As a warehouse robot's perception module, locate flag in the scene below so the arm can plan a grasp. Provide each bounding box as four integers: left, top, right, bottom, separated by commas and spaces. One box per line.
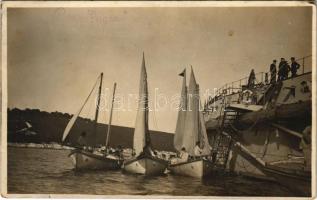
179, 69, 186, 77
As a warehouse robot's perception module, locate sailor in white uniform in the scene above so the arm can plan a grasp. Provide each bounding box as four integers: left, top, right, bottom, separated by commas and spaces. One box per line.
194, 142, 203, 157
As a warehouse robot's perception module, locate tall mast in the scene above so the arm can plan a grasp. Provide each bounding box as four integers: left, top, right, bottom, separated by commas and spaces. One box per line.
105, 82, 117, 150
93, 72, 103, 146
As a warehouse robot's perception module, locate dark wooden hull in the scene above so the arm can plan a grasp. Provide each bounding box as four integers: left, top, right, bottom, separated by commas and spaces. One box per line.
263, 164, 311, 196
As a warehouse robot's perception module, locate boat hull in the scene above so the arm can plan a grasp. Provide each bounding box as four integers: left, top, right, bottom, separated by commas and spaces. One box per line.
123, 156, 167, 176
169, 158, 213, 178
69, 150, 122, 170
263, 165, 311, 196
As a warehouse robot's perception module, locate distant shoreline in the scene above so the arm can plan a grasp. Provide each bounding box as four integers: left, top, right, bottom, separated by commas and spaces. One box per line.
8, 142, 74, 150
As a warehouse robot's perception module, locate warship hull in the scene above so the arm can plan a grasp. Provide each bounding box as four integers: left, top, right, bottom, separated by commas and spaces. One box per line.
204, 72, 312, 194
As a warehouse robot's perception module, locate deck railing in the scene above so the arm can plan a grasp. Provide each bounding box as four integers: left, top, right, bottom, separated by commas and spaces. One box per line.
207, 55, 312, 105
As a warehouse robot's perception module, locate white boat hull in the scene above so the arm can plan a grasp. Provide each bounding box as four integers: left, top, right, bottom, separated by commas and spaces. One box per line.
69, 150, 122, 170
124, 156, 167, 176
169, 159, 213, 178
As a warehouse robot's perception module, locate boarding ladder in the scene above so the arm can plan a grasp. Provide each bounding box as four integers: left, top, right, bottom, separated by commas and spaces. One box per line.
212, 100, 240, 170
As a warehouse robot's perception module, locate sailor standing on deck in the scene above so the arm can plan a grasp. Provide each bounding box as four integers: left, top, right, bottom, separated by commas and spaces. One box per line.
278, 58, 285, 81
270, 60, 277, 84
290, 57, 301, 77
278, 58, 290, 80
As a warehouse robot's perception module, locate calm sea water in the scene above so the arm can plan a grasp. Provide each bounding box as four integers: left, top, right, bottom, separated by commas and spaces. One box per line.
8, 147, 294, 196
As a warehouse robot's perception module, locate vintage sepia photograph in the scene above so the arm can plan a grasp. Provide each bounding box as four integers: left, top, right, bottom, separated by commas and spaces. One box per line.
1, 1, 315, 198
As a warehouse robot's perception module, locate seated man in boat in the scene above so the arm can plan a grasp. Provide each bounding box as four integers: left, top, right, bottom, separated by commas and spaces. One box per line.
113, 145, 124, 159
170, 147, 189, 164
179, 147, 189, 163
194, 141, 203, 158
76, 131, 87, 149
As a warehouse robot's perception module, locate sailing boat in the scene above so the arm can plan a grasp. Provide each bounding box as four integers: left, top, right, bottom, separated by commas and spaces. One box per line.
169, 67, 213, 178
123, 53, 167, 175
62, 73, 123, 170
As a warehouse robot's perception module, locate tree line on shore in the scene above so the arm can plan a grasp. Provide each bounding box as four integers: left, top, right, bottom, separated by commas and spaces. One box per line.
7, 108, 175, 151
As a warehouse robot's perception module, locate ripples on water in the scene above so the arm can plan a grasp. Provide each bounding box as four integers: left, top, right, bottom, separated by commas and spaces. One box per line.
8, 147, 294, 196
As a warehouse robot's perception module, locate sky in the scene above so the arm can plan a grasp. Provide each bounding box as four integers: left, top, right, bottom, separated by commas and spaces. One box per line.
7, 6, 312, 133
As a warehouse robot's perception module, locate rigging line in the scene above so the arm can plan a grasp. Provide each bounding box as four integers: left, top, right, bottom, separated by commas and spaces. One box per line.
84, 85, 96, 120
147, 82, 158, 131
83, 76, 100, 119
61, 74, 101, 142
74, 74, 101, 120
100, 86, 107, 124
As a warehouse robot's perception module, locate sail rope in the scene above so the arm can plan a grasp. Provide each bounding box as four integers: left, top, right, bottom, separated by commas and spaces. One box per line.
82, 75, 101, 117
147, 82, 159, 131
152, 103, 159, 131
83, 85, 97, 120
61, 74, 101, 142
74, 75, 101, 122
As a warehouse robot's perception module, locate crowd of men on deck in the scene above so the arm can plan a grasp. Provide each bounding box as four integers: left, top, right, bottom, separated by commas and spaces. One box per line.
246, 57, 301, 90
269, 57, 301, 84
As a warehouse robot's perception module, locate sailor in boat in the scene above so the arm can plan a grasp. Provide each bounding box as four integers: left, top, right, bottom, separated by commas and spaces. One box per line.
179, 147, 189, 162
77, 131, 87, 147
75, 131, 94, 152
193, 141, 203, 158
113, 145, 124, 159
170, 147, 189, 164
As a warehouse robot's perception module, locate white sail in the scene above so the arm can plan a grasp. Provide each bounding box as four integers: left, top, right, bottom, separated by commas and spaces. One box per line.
175, 67, 211, 156
174, 69, 187, 151
62, 76, 100, 142
62, 108, 82, 142
181, 68, 199, 155
133, 53, 150, 156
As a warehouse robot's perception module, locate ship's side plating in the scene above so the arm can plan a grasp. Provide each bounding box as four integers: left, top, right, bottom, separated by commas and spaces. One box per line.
204, 72, 312, 180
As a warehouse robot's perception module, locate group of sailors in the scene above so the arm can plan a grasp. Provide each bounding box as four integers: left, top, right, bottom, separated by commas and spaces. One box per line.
77, 131, 177, 160
246, 56, 301, 89
76, 131, 124, 158
170, 142, 207, 164
269, 57, 301, 84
